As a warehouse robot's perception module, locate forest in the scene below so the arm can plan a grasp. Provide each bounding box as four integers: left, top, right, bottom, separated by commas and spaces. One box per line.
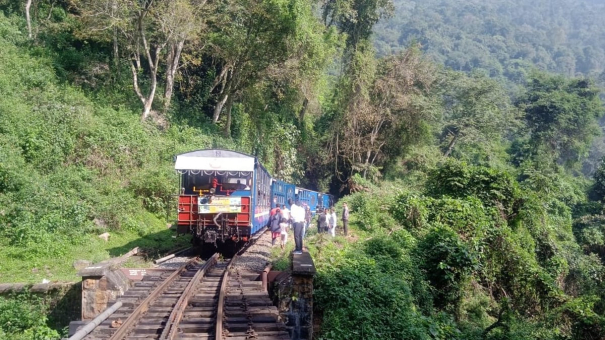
2, 0, 605, 338
375, 0, 605, 84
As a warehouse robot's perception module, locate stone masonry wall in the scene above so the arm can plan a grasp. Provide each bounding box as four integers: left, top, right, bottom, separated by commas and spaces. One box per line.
272, 252, 316, 340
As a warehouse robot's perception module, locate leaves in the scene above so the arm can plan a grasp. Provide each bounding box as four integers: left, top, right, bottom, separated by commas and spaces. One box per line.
517, 73, 604, 168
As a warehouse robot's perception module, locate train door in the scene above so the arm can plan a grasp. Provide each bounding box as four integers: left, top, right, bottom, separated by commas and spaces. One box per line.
271, 180, 288, 209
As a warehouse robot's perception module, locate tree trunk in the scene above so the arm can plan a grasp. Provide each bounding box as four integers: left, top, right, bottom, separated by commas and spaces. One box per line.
113, 26, 119, 70
142, 97, 153, 120
298, 97, 309, 123
274, 144, 283, 178
362, 149, 372, 179
111, 0, 119, 71
164, 40, 184, 114
25, 0, 33, 39
130, 58, 158, 121
213, 92, 229, 123
444, 133, 458, 157
135, 9, 162, 121
140, 68, 158, 121
223, 96, 234, 137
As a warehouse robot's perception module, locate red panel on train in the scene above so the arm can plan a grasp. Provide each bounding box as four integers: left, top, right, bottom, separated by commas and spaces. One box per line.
177, 195, 198, 225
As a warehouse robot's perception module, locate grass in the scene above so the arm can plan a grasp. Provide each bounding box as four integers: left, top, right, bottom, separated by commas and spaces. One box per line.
0, 225, 190, 284
269, 217, 367, 271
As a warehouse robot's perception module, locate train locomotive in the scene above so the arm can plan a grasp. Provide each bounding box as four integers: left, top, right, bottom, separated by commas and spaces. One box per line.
175, 149, 333, 251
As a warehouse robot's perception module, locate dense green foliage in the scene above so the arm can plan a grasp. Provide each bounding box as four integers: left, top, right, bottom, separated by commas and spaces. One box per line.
0, 292, 61, 340
306, 159, 605, 339
0, 14, 193, 258
3, 0, 605, 338
375, 0, 605, 84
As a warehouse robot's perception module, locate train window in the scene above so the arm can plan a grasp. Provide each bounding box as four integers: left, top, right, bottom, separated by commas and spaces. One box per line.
311, 195, 316, 205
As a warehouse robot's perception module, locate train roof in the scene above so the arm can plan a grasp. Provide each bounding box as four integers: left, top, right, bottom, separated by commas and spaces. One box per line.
175, 149, 255, 172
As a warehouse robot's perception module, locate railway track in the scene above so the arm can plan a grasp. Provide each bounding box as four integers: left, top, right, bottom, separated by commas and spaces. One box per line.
221, 266, 289, 340
74, 249, 287, 340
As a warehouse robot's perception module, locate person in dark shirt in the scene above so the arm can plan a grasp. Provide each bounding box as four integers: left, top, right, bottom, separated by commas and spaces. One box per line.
317, 208, 327, 234
270, 204, 280, 217
342, 202, 349, 236
270, 208, 282, 246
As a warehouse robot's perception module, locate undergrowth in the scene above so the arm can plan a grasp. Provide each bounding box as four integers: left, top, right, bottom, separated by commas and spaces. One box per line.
272, 160, 605, 339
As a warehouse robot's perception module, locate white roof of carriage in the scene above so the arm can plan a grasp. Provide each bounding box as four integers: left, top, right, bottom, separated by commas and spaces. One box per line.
174, 149, 255, 172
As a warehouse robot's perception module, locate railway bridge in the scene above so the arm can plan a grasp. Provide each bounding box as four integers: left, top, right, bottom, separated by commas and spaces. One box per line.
67, 245, 316, 340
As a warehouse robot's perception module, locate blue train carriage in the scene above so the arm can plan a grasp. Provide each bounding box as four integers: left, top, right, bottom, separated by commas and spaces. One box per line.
271, 179, 296, 210
175, 149, 271, 246
295, 187, 320, 216
318, 192, 334, 211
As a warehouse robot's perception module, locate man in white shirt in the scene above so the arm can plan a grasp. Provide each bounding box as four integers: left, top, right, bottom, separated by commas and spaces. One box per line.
289, 198, 306, 254
328, 208, 337, 237
281, 204, 290, 223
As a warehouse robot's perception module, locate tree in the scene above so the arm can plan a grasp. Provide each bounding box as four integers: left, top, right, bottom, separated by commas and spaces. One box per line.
517, 73, 604, 167
590, 157, 605, 201
78, 0, 203, 119
161, 0, 204, 114
322, 0, 393, 52
208, 0, 303, 135
327, 41, 377, 182
364, 47, 439, 175
439, 71, 513, 159
328, 44, 439, 182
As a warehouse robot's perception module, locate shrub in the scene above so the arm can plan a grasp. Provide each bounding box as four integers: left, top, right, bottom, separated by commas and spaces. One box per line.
390, 193, 431, 231
573, 215, 605, 260
417, 225, 479, 310
315, 255, 431, 340
128, 167, 178, 215
426, 160, 521, 219
0, 292, 60, 339
348, 191, 399, 231
0, 137, 30, 194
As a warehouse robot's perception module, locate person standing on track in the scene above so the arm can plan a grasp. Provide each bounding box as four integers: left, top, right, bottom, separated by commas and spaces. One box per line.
270, 203, 280, 218
290, 198, 306, 254
270, 208, 282, 246
342, 202, 349, 236
279, 215, 289, 250
280, 204, 290, 228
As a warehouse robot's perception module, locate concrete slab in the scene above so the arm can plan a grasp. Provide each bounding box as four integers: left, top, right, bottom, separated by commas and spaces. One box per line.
291, 252, 316, 276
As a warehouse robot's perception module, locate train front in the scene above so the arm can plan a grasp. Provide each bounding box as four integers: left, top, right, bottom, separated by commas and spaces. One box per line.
175, 150, 254, 248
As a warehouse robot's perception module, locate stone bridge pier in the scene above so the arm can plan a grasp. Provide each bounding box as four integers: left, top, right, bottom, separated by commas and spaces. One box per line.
274, 252, 316, 340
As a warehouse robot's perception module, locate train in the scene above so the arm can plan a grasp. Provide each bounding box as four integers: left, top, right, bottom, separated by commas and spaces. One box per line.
174, 149, 334, 251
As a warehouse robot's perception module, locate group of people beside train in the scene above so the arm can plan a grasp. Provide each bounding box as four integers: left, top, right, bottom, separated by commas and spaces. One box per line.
268, 198, 350, 254
316, 203, 348, 237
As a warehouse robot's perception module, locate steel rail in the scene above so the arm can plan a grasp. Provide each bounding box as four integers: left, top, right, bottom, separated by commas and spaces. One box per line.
108, 258, 200, 340
154, 247, 193, 264
215, 255, 237, 340
66, 301, 123, 340
160, 253, 220, 340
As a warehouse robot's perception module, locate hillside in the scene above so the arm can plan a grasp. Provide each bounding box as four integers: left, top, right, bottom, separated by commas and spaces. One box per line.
3, 0, 605, 338
375, 0, 605, 83
0, 14, 232, 283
